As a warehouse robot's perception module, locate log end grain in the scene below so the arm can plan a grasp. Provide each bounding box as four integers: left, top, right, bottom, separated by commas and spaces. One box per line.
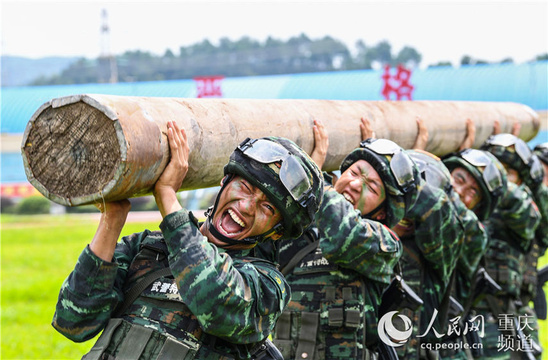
21, 101, 122, 206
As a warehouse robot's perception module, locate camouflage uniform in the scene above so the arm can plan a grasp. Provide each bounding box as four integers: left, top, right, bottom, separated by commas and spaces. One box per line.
270, 189, 402, 359
472, 182, 541, 359
410, 150, 489, 303
394, 150, 471, 360
451, 191, 489, 311
53, 137, 325, 360
472, 135, 542, 359
532, 144, 548, 258
442, 150, 508, 301
53, 210, 290, 359
412, 150, 491, 359
267, 139, 422, 359
529, 181, 548, 257
442, 149, 511, 360
518, 147, 548, 358
517, 186, 547, 358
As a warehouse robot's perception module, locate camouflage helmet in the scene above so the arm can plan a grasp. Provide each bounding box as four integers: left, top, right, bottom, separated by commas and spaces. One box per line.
215, 136, 323, 244
407, 149, 453, 195
481, 133, 544, 189
339, 138, 421, 227
534, 142, 548, 165
442, 149, 507, 221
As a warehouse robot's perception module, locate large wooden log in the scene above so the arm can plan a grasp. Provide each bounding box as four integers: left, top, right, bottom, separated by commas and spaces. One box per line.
21, 94, 540, 206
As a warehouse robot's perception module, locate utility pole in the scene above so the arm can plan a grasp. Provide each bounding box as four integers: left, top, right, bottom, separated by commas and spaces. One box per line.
99, 8, 118, 83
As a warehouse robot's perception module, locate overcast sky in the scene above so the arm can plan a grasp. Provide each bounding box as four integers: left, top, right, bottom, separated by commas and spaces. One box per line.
1, 0, 547, 68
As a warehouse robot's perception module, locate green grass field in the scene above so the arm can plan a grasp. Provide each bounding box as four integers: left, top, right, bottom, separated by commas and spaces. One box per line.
1, 214, 161, 359
1, 214, 547, 359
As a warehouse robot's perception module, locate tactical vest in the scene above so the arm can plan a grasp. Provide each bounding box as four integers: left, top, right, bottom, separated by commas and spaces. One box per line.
482, 237, 525, 300
521, 240, 540, 302
395, 237, 442, 360
83, 232, 281, 360
482, 190, 537, 301
272, 234, 375, 360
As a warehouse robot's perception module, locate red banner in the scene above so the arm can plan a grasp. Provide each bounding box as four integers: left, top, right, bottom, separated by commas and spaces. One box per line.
1, 183, 40, 198
381, 64, 414, 100
194, 76, 225, 98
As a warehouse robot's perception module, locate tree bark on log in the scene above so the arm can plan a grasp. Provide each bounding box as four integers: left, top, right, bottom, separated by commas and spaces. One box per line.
21, 94, 540, 206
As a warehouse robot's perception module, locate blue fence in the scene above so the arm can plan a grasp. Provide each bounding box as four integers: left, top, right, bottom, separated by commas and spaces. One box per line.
2, 61, 547, 184
2, 61, 546, 134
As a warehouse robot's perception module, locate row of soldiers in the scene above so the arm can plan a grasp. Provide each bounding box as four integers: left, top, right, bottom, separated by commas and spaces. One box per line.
52, 118, 546, 360
262, 118, 548, 360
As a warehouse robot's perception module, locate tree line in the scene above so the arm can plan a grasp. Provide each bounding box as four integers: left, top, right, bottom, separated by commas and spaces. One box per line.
31, 33, 548, 86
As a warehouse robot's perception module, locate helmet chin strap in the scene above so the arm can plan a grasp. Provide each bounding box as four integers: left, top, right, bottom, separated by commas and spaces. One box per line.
204, 176, 283, 247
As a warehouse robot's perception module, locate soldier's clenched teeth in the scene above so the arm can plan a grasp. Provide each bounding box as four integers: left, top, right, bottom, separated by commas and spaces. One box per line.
218, 209, 246, 237
228, 209, 246, 227
342, 192, 355, 205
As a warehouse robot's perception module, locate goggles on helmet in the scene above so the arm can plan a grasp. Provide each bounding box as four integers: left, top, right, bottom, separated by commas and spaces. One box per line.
360, 139, 415, 192
460, 149, 503, 193
237, 138, 313, 206
486, 134, 543, 182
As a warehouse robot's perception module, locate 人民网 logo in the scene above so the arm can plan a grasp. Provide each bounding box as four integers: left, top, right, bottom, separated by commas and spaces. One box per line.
377, 311, 413, 347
